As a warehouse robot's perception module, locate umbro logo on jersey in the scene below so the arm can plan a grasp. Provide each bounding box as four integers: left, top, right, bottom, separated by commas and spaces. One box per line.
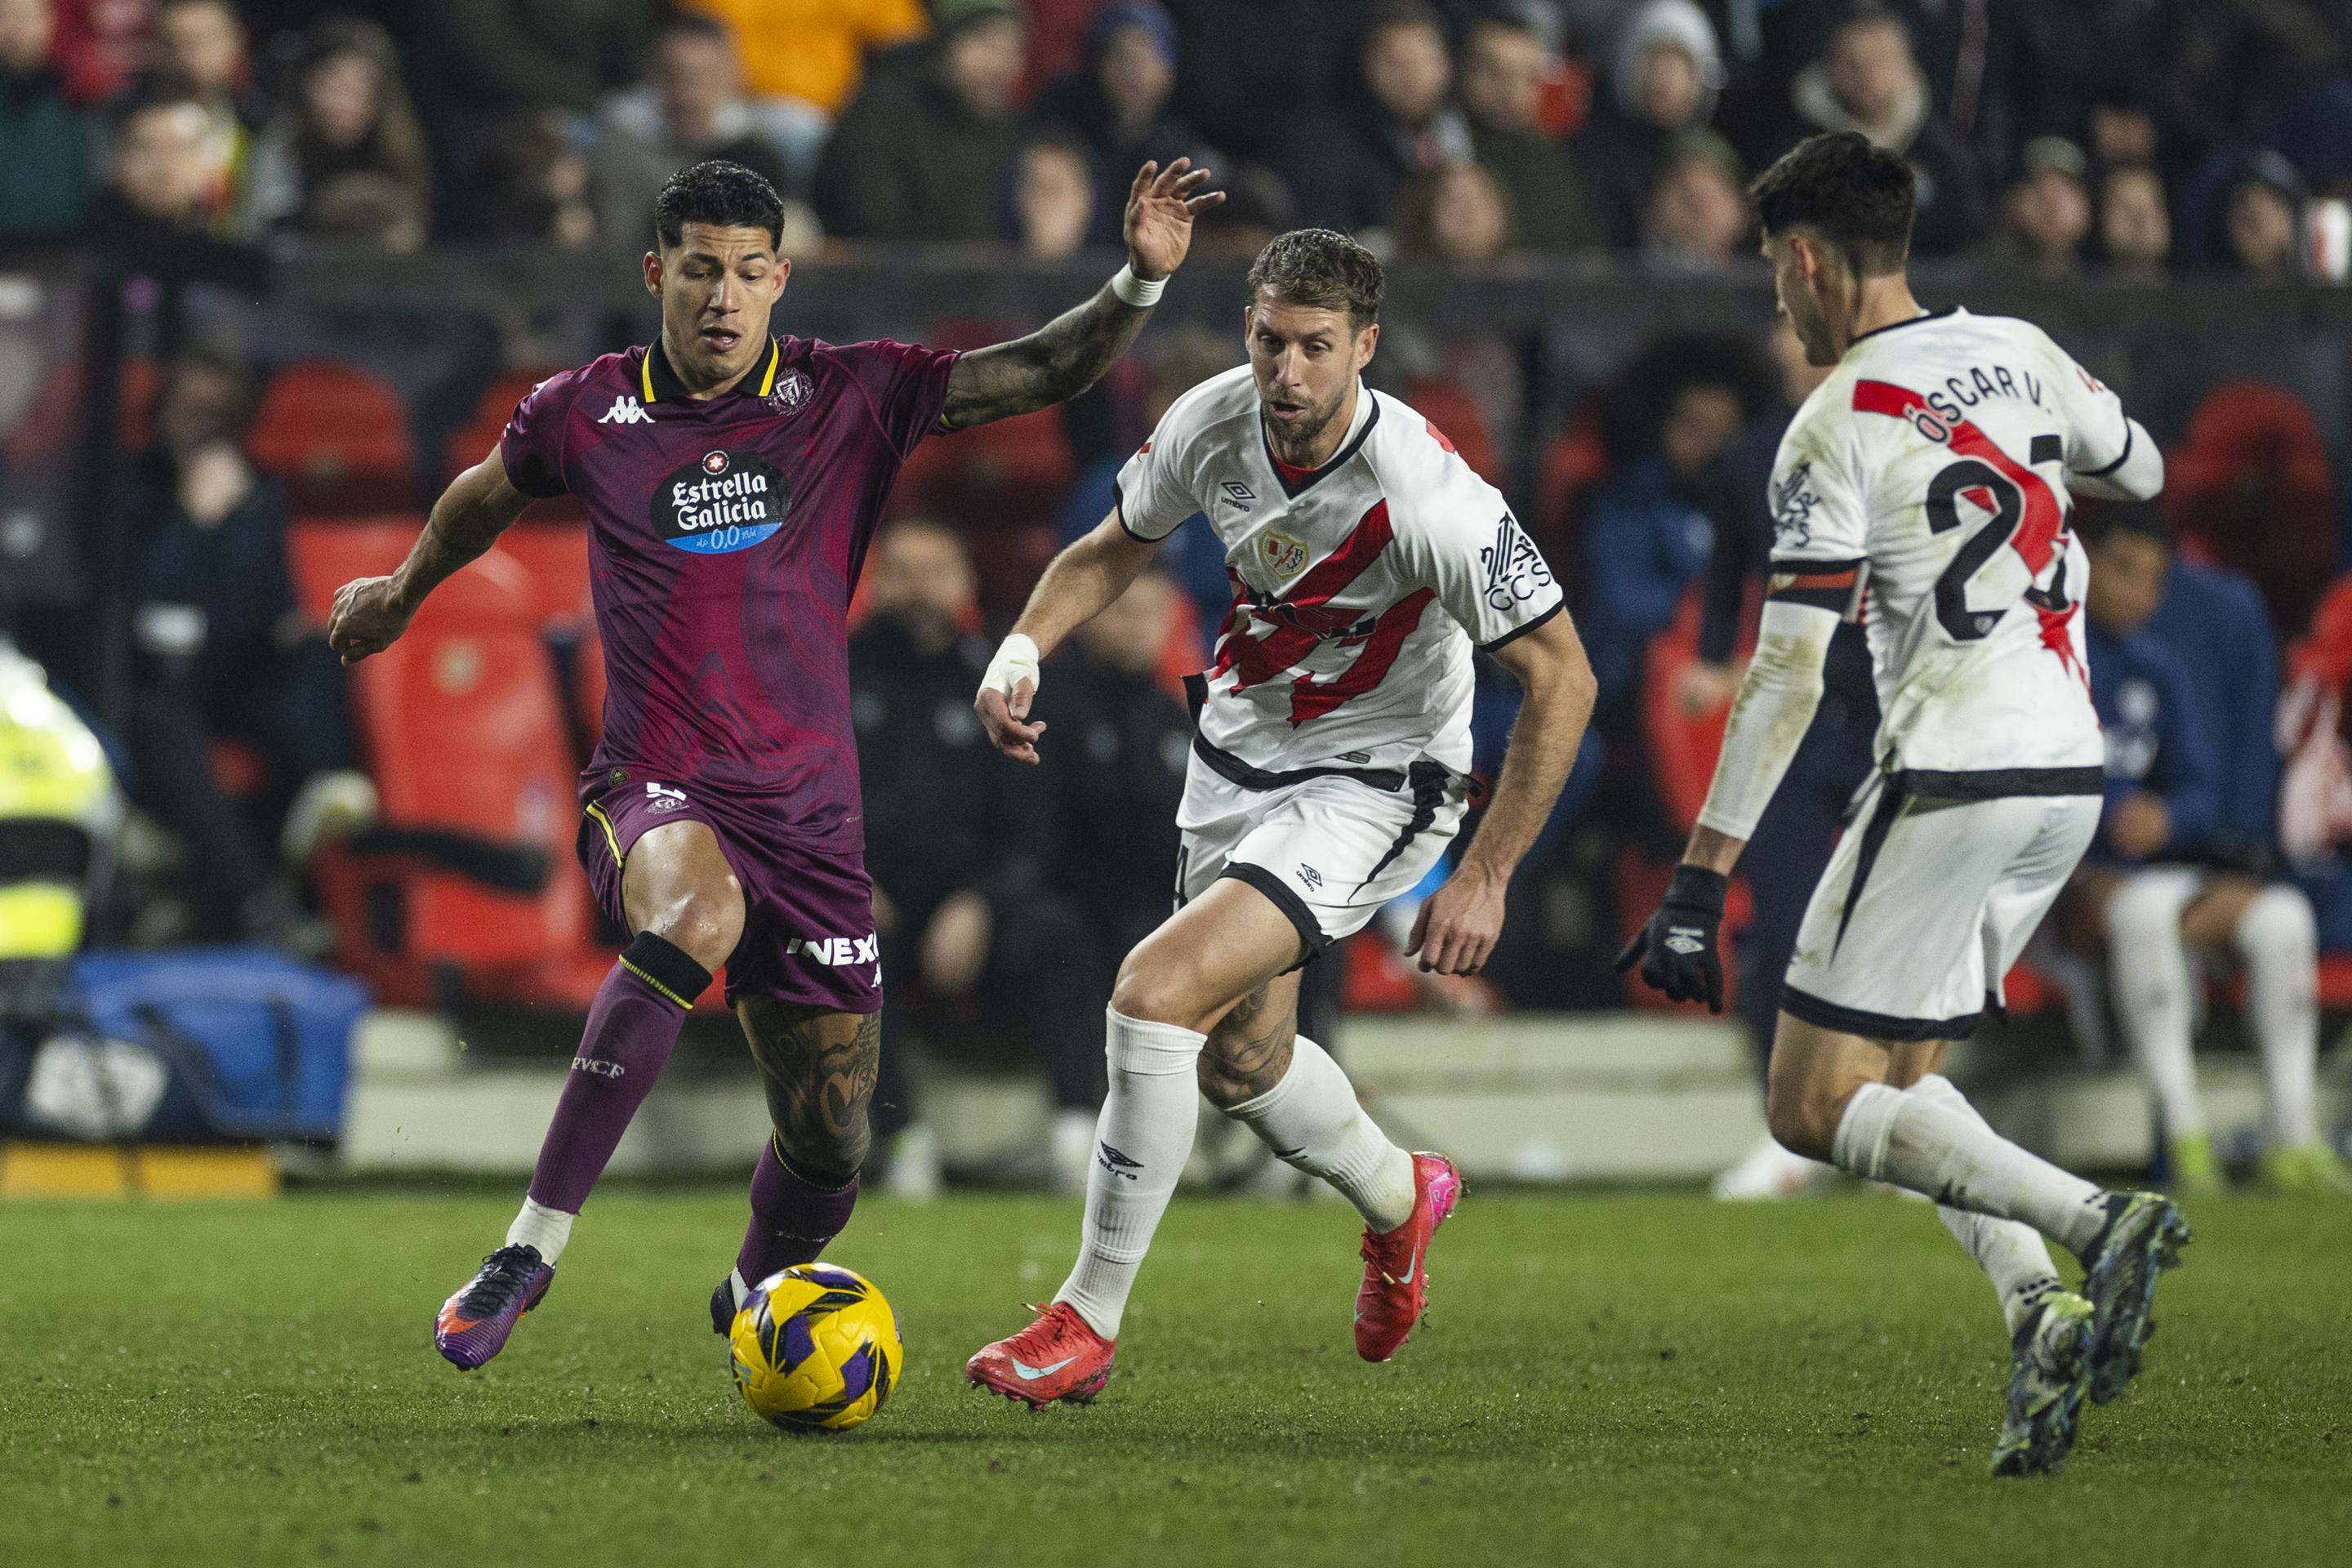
1479, 510, 1553, 611
1221, 479, 1255, 505
1298, 863, 1323, 891
597, 395, 653, 425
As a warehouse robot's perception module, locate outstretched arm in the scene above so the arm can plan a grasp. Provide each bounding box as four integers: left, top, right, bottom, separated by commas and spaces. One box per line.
973, 512, 1165, 763
1407, 612, 1598, 975
940, 159, 1222, 430
326, 447, 534, 663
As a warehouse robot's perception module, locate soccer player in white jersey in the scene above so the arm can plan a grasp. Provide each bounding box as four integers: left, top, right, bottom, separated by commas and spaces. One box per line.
1619, 133, 2189, 1477
960, 229, 1597, 1406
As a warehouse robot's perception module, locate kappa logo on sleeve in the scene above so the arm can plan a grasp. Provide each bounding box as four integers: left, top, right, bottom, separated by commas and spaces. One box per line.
1479, 510, 1552, 611
596, 394, 654, 425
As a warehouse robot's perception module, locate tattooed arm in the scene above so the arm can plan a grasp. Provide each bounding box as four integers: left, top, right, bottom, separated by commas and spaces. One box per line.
940, 158, 1223, 430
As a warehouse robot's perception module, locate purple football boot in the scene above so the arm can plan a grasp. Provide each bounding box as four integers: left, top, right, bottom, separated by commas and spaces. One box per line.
434, 1245, 554, 1370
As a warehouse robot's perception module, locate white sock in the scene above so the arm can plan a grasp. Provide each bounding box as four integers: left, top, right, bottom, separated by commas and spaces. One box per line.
1911, 1076, 2062, 1334
1224, 1035, 1417, 1232
2106, 875, 2206, 1136
2236, 885, 2323, 1147
1054, 1009, 1205, 1340
726, 1266, 752, 1312
506, 1196, 575, 1263
1833, 1080, 2109, 1258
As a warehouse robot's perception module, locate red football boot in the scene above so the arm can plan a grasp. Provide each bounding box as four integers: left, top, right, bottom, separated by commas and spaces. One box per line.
965, 1302, 1116, 1409
1353, 1152, 1463, 1362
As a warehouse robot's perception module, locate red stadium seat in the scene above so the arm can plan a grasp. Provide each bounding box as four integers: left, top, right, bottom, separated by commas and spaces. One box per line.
1405, 377, 1501, 485
443, 368, 586, 521
249, 360, 416, 514
2164, 382, 2337, 635
1642, 590, 1750, 836
289, 526, 583, 1003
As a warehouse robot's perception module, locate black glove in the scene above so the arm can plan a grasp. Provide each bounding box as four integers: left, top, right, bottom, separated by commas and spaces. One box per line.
1615, 865, 1729, 1012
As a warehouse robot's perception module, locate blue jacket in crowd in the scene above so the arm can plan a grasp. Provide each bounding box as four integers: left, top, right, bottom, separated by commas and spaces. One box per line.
2087, 619, 2221, 862
1579, 452, 1713, 727
2144, 555, 2281, 854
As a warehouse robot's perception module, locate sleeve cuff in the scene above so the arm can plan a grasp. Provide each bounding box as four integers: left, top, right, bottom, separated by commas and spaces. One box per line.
1479, 599, 1565, 653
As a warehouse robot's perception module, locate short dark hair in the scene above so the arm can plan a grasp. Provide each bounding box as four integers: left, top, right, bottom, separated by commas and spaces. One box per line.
2076, 499, 2172, 550
1750, 131, 1917, 275
1245, 228, 1384, 329
653, 159, 785, 251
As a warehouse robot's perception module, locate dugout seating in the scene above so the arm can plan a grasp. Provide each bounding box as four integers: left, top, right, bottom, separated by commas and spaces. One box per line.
250, 361, 417, 515
2164, 381, 2336, 636
286, 518, 721, 1011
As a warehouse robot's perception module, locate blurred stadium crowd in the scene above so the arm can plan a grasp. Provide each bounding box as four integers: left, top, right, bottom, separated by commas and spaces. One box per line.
11, 0, 2352, 274
7, 0, 2352, 1172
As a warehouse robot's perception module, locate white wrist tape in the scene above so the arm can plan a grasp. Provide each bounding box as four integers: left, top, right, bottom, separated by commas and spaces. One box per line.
980, 632, 1041, 701
1111, 264, 1165, 308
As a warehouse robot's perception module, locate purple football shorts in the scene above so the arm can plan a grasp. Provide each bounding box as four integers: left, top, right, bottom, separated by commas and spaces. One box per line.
577, 768, 883, 1014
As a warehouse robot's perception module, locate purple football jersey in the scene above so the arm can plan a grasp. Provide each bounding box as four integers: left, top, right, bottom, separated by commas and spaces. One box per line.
501, 334, 957, 849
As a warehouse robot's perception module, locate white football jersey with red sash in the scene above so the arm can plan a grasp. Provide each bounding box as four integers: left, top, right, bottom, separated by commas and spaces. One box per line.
1765, 306, 2132, 786
1114, 366, 1563, 780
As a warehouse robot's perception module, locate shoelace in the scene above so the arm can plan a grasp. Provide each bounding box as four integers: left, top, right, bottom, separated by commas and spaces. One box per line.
459, 1248, 541, 1316
1009, 1302, 1080, 1355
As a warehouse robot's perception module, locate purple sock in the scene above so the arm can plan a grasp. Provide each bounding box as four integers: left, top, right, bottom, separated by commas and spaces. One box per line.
527, 933, 710, 1214
735, 1138, 860, 1285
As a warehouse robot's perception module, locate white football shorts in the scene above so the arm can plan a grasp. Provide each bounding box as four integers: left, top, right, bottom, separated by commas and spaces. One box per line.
1780, 773, 2100, 1040
1175, 745, 1470, 964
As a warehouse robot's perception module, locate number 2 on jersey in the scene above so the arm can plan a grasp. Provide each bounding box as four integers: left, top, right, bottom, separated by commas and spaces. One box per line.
1924, 434, 2066, 641
1851, 379, 2067, 644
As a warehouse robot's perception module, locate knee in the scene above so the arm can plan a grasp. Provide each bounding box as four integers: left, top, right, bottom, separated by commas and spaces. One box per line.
2238, 884, 2317, 962
641, 884, 744, 973
1109, 948, 1210, 1033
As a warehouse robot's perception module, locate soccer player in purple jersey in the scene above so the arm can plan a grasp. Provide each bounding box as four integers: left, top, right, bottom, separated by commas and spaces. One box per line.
325, 157, 1222, 1370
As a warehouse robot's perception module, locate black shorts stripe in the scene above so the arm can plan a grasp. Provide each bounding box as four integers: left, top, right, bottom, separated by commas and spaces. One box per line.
1218, 862, 1327, 969
1354, 760, 1450, 894
1769, 581, 1858, 612
1780, 985, 1981, 1043
1890, 766, 2105, 800
1190, 733, 1407, 795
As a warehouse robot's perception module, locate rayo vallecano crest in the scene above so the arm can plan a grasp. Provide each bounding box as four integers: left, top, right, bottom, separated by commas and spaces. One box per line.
1260, 531, 1308, 577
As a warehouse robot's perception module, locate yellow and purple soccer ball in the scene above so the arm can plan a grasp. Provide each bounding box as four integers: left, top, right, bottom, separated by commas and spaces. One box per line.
728, 1263, 902, 1432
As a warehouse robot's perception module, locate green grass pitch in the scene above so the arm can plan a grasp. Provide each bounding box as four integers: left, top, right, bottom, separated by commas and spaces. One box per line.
4, 1186, 2347, 1566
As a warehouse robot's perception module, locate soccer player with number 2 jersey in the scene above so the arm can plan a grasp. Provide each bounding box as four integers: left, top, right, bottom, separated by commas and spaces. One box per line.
1619, 132, 2188, 1476
964, 229, 1598, 1406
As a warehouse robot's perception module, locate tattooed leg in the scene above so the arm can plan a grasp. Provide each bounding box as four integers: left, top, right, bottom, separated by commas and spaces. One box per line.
1196, 975, 1301, 1109
738, 1001, 880, 1180
731, 1004, 879, 1285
